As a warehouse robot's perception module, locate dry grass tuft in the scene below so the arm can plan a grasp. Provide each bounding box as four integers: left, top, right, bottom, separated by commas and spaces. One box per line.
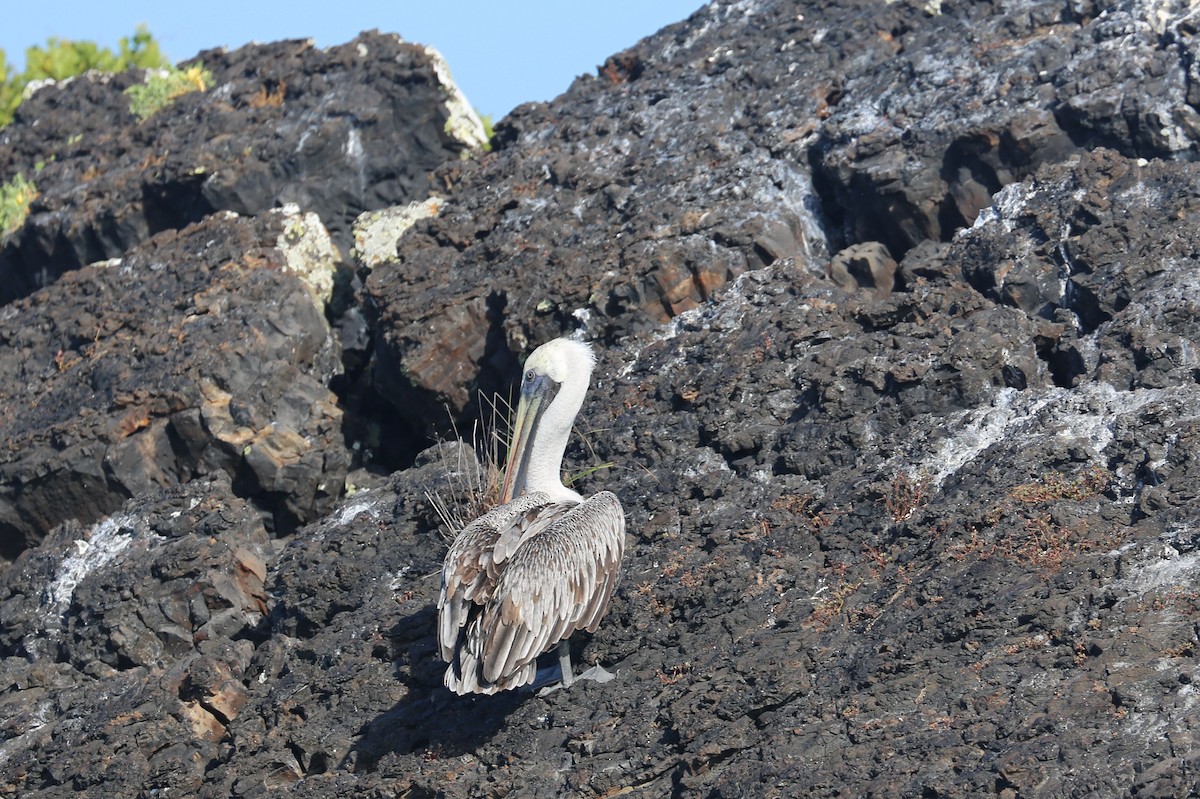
426, 394, 512, 542
425, 392, 617, 543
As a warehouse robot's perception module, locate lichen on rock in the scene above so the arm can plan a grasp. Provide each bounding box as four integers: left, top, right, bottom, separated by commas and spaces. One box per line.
352, 197, 443, 269
272, 204, 339, 306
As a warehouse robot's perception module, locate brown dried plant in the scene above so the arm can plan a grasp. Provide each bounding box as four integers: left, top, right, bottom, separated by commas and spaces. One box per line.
426, 391, 615, 544
426, 392, 512, 543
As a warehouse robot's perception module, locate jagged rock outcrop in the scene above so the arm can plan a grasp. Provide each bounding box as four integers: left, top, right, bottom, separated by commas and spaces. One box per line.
0, 31, 483, 304
0, 207, 347, 558
960, 149, 1200, 392
0, 476, 271, 794
361, 0, 1200, 439
2, 1, 1200, 797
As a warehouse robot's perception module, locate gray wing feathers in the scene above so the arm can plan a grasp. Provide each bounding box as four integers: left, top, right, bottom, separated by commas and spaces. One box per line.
491, 499, 579, 562
438, 490, 625, 693
436, 495, 544, 663
479, 491, 626, 685
437, 521, 495, 663
436, 499, 535, 657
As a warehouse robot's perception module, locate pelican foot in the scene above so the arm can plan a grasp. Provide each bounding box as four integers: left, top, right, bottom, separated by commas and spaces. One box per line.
533, 664, 617, 696
576, 664, 617, 684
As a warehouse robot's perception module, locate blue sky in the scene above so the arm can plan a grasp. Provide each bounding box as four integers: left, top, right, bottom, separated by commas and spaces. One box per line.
0, 1, 706, 120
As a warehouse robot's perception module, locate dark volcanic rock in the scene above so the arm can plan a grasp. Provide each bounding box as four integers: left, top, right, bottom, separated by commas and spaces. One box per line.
362, 1, 843, 430
828, 240, 897, 297
0, 208, 347, 559
3, 1, 1200, 798
959, 148, 1200, 391
0, 477, 269, 795
0, 31, 482, 304
810, 0, 1199, 256
361, 0, 1200, 434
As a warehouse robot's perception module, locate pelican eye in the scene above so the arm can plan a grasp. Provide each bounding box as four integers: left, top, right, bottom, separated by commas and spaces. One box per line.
525, 369, 535, 382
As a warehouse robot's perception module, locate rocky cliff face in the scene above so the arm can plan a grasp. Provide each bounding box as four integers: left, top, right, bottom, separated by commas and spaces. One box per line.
2, 2, 1199, 797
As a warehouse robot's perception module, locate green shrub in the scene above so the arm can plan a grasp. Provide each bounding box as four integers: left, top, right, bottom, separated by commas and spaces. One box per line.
0, 26, 169, 128
125, 63, 213, 121
0, 173, 37, 236
1, 50, 24, 128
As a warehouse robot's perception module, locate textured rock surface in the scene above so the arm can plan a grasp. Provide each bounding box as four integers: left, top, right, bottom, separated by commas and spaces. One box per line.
2, 0, 1200, 797
361, 0, 1200, 434
0, 208, 347, 558
960, 149, 1200, 392
0, 476, 270, 794
0, 31, 482, 304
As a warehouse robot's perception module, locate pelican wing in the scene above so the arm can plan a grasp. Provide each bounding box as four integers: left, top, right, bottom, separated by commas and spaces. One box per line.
436, 492, 572, 663
477, 490, 626, 685
437, 515, 500, 664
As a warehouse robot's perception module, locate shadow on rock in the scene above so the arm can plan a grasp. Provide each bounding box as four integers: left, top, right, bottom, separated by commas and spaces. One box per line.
348, 604, 525, 771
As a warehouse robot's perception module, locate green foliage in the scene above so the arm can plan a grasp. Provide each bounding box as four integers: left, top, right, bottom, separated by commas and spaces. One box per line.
0, 26, 169, 128
0, 49, 22, 128
0, 173, 37, 236
24, 25, 165, 80
124, 63, 213, 121
480, 114, 495, 151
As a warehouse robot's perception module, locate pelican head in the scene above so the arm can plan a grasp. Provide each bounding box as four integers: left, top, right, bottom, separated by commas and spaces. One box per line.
500, 338, 596, 504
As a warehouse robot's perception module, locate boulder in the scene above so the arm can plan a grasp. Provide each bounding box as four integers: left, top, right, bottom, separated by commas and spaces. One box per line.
0, 31, 484, 304
0, 476, 269, 795
0, 208, 348, 558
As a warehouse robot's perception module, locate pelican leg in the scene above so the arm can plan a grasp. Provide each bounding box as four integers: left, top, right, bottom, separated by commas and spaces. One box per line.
526, 642, 571, 694
532, 642, 618, 695
558, 640, 575, 688
531, 641, 576, 696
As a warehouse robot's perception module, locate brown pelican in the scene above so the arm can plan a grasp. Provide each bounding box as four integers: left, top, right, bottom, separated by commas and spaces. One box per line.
437, 338, 626, 695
